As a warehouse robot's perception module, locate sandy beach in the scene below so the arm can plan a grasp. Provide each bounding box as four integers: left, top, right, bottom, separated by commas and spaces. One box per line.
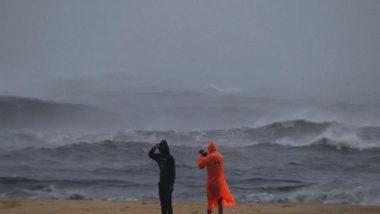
1, 200, 379, 214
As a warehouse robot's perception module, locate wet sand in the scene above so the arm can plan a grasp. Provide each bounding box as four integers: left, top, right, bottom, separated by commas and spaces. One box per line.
1, 200, 380, 214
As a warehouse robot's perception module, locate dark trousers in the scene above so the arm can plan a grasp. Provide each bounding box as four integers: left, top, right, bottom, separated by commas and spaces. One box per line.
159, 183, 173, 214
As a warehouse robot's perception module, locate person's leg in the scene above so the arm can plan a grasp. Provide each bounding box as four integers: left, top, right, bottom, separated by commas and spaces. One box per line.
159, 184, 166, 214
207, 209, 212, 214
167, 186, 173, 214
218, 198, 223, 214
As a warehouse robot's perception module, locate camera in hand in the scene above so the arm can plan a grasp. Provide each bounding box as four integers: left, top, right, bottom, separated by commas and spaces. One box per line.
199, 149, 208, 157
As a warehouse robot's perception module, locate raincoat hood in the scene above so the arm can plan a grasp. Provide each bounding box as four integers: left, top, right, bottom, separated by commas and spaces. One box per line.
207, 141, 217, 154
159, 140, 170, 156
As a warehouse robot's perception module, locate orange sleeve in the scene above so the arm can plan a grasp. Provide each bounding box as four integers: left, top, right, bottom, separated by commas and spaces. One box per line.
198, 154, 208, 169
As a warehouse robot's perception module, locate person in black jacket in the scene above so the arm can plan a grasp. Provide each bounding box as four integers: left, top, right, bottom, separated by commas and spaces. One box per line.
148, 140, 176, 214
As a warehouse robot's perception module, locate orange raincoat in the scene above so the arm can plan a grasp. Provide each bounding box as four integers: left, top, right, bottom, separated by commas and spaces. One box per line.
198, 141, 235, 210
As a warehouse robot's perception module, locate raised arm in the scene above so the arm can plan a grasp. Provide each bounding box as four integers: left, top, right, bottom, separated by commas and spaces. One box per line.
148, 146, 159, 162
198, 154, 208, 169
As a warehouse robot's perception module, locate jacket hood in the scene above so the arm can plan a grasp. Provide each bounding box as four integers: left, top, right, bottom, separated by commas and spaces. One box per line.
159, 140, 170, 156
208, 140, 217, 153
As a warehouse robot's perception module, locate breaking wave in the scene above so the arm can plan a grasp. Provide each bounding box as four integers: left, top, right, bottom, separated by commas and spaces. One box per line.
1, 119, 380, 151
1, 120, 380, 204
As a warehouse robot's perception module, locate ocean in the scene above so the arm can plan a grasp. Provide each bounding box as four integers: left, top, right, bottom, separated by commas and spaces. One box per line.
0, 120, 380, 205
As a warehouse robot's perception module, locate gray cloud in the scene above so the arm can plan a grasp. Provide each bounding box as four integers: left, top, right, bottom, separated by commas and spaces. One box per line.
1, 0, 380, 101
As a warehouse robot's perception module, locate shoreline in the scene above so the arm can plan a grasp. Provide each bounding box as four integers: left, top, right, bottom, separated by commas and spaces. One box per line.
1, 200, 380, 214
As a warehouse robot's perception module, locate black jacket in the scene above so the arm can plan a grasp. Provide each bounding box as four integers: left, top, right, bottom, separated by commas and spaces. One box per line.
148, 143, 175, 185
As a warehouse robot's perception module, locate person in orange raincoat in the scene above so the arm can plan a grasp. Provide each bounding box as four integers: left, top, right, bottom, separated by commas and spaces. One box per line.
198, 141, 235, 214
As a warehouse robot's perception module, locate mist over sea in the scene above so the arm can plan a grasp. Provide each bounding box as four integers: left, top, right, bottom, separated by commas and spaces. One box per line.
1, 83, 380, 205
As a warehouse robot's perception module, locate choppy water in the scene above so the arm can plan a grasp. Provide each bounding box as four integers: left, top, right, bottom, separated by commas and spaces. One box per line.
1, 120, 380, 205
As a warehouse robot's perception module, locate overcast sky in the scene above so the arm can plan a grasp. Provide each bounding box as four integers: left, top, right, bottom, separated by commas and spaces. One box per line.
1, 0, 379, 99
